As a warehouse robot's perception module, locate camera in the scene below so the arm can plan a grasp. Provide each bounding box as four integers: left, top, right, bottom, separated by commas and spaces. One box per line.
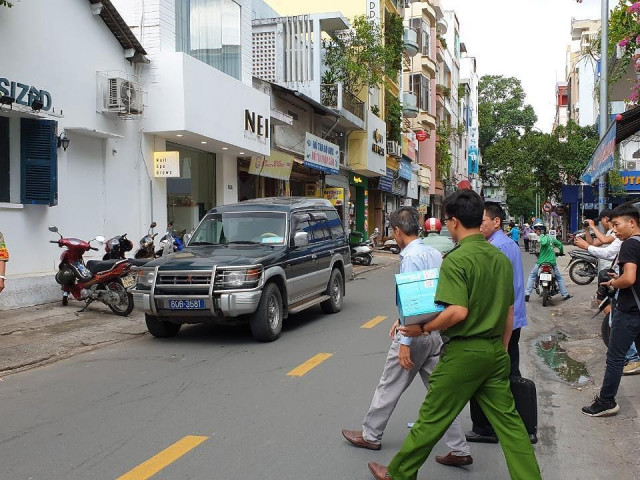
583, 220, 589, 227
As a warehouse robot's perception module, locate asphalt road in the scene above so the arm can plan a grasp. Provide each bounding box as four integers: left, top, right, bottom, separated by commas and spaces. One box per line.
0, 248, 638, 480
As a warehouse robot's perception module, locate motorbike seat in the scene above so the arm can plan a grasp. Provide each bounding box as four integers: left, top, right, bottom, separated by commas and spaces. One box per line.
86, 259, 121, 274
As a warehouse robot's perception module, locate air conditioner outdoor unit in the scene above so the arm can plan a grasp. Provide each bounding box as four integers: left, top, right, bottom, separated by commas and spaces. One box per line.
387, 141, 401, 158
107, 77, 143, 114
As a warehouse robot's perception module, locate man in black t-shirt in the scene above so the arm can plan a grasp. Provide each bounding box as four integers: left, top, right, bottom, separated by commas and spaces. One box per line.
583, 203, 640, 417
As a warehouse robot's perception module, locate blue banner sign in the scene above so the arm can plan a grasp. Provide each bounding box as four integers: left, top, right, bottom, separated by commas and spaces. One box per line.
468, 146, 479, 175
378, 167, 394, 192
398, 159, 412, 181
622, 171, 640, 191
580, 122, 617, 184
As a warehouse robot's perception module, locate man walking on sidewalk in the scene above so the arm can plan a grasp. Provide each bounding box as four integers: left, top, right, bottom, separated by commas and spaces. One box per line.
583, 203, 640, 417
367, 190, 540, 480
342, 206, 472, 467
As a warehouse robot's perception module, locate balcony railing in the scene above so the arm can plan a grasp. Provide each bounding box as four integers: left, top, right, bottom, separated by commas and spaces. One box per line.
321, 83, 365, 122
403, 27, 419, 57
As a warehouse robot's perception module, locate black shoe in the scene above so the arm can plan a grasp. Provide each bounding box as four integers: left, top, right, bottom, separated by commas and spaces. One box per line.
582, 396, 619, 417
563, 295, 572, 301
529, 433, 538, 444
525, 295, 530, 302
465, 430, 498, 443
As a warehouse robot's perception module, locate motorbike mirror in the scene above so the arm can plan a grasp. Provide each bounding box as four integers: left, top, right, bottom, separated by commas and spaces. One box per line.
183, 233, 192, 245
150, 222, 157, 228
48, 225, 58, 233
94, 235, 106, 244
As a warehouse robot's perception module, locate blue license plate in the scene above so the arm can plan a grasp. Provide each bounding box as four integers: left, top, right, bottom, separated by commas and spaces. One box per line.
168, 299, 206, 310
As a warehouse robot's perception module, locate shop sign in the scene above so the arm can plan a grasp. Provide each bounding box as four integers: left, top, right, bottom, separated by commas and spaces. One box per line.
244, 109, 269, 140
402, 136, 416, 162
580, 121, 616, 184
392, 178, 407, 196
0, 77, 53, 111
622, 171, 640, 191
407, 173, 419, 200
304, 133, 340, 174
349, 172, 369, 188
323, 187, 345, 206
378, 168, 394, 192
418, 204, 428, 214
416, 130, 428, 142
153, 151, 180, 177
366, 0, 380, 27
398, 159, 413, 181
468, 126, 479, 175
248, 151, 294, 180
419, 186, 430, 206
367, 112, 387, 175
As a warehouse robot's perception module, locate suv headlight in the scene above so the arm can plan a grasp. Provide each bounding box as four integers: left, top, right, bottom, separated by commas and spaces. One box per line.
216, 267, 263, 289
135, 268, 156, 290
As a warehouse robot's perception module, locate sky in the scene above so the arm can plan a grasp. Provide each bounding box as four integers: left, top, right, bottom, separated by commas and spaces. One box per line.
444, 0, 603, 132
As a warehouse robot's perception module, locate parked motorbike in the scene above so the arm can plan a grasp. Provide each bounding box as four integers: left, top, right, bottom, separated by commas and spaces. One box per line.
349, 230, 377, 266
156, 221, 185, 257
102, 233, 134, 260
382, 237, 400, 254
535, 262, 559, 307
134, 222, 158, 259
567, 250, 598, 285
48, 226, 135, 316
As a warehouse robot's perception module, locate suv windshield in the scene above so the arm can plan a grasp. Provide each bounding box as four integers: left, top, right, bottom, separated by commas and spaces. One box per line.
190, 211, 287, 246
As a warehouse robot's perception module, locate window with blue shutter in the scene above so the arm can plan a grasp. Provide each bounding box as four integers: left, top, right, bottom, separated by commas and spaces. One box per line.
20, 118, 58, 206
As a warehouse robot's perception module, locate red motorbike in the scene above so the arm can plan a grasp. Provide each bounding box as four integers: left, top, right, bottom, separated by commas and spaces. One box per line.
48, 226, 135, 316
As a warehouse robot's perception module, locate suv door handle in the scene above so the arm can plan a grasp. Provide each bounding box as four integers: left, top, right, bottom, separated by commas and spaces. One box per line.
311, 254, 317, 260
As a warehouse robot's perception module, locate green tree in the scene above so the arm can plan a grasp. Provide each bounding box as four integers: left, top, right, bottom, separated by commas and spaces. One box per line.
0, 1, 14, 6
478, 75, 537, 155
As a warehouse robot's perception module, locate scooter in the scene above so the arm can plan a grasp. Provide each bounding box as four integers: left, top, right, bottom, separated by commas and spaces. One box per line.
102, 233, 134, 260
134, 222, 158, 259
382, 237, 400, 254
48, 226, 135, 316
349, 230, 375, 266
156, 221, 185, 257
567, 250, 598, 285
535, 262, 559, 307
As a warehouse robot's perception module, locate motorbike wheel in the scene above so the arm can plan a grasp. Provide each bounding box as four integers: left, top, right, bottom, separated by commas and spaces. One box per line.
106, 280, 134, 316
542, 289, 549, 307
361, 253, 372, 266
569, 261, 596, 285
601, 313, 611, 347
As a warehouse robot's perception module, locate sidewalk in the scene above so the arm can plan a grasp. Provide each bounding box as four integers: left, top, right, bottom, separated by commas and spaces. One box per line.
0, 301, 146, 377
352, 249, 400, 277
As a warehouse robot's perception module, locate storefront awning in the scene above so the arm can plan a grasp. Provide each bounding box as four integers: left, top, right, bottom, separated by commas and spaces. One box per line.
581, 105, 640, 184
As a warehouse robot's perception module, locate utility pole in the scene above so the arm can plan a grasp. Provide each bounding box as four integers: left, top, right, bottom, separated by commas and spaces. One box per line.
599, 0, 609, 213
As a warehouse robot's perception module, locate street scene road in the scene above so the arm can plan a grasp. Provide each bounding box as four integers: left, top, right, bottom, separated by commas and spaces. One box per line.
0, 250, 639, 480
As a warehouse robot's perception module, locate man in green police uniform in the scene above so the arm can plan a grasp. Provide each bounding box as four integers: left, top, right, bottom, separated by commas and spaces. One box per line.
367, 190, 540, 480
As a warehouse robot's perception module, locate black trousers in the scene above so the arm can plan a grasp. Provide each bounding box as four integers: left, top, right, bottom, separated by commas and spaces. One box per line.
523, 238, 530, 252
470, 328, 522, 436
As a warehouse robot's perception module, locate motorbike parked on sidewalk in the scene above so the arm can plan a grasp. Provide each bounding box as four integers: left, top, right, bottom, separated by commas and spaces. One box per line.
535, 262, 559, 307
567, 250, 598, 285
134, 222, 158, 259
48, 226, 135, 316
156, 221, 185, 257
102, 233, 134, 260
349, 229, 376, 266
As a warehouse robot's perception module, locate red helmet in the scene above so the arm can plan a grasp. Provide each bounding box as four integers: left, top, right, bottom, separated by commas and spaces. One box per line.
424, 217, 442, 233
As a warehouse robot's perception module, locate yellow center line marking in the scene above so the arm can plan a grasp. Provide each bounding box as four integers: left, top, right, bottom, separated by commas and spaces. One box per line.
361, 315, 388, 329
287, 353, 333, 377
116, 435, 209, 480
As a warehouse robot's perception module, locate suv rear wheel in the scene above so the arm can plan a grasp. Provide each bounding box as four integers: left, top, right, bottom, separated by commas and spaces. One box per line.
321, 268, 344, 314
250, 282, 283, 342
145, 314, 181, 338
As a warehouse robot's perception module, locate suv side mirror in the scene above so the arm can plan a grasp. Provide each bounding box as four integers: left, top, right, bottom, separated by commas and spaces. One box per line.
293, 232, 309, 248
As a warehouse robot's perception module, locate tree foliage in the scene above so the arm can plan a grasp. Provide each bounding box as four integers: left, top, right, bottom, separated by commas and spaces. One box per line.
478, 75, 537, 155
322, 15, 388, 97
0, 0, 13, 7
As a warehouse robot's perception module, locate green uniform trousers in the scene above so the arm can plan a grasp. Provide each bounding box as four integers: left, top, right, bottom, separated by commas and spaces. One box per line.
387, 337, 541, 480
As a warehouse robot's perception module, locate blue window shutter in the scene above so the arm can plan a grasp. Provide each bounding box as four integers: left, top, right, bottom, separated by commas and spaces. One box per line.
20, 118, 58, 206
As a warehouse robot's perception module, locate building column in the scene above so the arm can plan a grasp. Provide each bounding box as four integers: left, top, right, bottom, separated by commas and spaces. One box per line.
216, 153, 238, 206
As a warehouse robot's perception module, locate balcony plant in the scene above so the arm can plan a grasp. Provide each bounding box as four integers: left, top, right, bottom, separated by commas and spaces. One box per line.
384, 13, 404, 78
457, 84, 466, 100
442, 86, 451, 98
435, 123, 453, 180
437, 34, 447, 50
385, 94, 402, 144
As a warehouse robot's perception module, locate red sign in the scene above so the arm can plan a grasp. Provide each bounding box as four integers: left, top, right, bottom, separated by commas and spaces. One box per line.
542, 201, 553, 213
416, 130, 428, 142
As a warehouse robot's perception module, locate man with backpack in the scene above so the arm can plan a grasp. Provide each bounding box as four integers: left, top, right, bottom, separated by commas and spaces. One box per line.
583, 204, 640, 417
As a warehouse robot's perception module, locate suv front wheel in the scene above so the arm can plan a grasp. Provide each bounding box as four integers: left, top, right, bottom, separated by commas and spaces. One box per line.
250, 282, 283, 342
321, 268, 344, 314
145, 314, 181, 338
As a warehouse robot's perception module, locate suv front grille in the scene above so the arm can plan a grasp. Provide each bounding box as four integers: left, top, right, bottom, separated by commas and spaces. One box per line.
157, 272, 213, 286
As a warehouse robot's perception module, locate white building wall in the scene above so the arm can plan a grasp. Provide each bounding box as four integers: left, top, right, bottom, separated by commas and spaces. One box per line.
577, 56, 597, 127
0, 0, 166, 308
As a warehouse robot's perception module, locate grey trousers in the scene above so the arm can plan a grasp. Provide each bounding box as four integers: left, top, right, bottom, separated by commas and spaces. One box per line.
362, 332, 471, 456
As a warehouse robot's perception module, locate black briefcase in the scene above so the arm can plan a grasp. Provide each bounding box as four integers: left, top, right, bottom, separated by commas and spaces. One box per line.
470, 376, 538, 443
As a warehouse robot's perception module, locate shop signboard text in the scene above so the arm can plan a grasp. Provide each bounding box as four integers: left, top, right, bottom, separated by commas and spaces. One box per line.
304, 133, 340, 174
154, 151, 180, 178
323, 187, 344, 206
0, 77, 52, 111
249, 152, 294, 180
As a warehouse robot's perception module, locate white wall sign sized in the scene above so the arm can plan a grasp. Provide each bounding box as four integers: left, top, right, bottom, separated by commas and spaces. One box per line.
366, 0, 380, 27
154, 151, 180, 178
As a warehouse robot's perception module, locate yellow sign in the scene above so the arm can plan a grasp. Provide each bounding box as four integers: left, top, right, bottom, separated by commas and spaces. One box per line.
323, 187, 345, 206
154, 151, 180, 178
248, 151, 294, 180
305, 183, 321, 197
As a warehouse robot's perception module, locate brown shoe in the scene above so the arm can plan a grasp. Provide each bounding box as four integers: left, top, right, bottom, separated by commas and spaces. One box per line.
342, 429, 381, 450
435, 452, 473, 467
368, 462, 391, 479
